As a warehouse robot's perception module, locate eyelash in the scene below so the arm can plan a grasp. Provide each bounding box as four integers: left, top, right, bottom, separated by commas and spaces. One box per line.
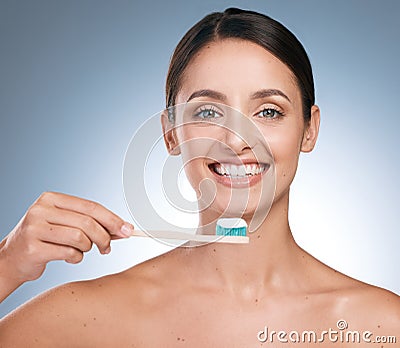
255, 107, 285, 120
192, 105, 285, 120
193, 105, 223, 119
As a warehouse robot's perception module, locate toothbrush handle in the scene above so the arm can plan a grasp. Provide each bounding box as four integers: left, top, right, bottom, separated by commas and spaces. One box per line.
131, 229, 249, 244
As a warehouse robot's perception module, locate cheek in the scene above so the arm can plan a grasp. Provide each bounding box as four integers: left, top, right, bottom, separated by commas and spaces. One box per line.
177, 127, 211, 196
182, 160, 202, 196
176, 124, 221, 176
266, 126, 303, 189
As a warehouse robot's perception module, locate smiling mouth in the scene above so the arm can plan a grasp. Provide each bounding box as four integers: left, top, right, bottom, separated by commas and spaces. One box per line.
208, 162, 269, 178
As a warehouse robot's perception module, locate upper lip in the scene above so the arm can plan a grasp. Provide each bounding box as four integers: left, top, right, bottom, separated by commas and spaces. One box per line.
208, 158, 269, 166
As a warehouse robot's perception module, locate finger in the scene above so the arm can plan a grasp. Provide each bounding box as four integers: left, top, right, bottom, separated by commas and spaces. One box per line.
110, 235, 125, 241
47, 243, 84, 264
37, 223, 93, 253
39, 192, 133, 238
32, 241, 84, 265
44, 206, 112, 254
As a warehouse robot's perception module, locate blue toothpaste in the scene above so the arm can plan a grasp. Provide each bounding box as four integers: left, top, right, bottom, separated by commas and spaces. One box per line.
216, 218, 247, 236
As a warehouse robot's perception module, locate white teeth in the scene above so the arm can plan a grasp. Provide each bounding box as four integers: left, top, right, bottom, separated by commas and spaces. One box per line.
214, 166, 223, 175
238, 166, 246, 176
230, 165, 238, 176
211, 163, 267, 177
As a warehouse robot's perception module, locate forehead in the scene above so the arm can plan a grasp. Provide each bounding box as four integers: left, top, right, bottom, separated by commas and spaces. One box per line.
176, 38, 301, 107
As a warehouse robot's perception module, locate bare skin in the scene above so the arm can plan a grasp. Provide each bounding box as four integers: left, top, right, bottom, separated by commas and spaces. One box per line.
0, 39, 399, 347
0, 191, 134, 303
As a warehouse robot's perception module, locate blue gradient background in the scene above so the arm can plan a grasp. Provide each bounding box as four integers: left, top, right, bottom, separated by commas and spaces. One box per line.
1, 0, 399, 316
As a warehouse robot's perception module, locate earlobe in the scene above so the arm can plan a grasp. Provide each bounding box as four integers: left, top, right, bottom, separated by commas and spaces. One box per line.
301, 105, 320, 153
161, 110, 181, 155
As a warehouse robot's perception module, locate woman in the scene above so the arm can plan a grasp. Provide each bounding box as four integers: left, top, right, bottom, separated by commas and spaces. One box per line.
0, 8, 398, 347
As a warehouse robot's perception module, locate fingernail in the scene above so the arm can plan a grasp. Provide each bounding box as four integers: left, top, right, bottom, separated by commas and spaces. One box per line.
104, 246, 111, 254
120, 223, 133, 237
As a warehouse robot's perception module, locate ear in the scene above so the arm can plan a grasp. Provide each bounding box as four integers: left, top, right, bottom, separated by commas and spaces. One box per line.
161, 109, 181, 155
301, 105, 320, 153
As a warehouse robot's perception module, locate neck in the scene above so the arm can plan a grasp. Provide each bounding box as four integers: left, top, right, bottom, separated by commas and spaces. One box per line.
183, 191, 305, 298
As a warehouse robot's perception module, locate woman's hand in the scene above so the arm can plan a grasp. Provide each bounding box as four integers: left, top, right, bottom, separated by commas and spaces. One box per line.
0, 192, 134, 302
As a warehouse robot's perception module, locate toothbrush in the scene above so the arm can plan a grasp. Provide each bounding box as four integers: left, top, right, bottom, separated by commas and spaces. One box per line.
131, 218, 249, 244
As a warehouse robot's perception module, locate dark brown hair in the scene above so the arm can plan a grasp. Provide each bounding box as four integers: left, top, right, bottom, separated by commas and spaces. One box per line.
165, 7, 315, 121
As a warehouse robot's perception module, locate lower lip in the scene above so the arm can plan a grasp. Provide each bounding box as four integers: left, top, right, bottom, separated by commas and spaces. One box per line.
209, 165, 268, 188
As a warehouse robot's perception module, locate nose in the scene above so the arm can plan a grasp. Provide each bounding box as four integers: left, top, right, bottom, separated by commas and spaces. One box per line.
224, 128, 251, 154
222, 110, 255, 154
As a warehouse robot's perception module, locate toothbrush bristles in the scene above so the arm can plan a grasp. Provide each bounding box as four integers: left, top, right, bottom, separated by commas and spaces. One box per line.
216, 218, 247, 237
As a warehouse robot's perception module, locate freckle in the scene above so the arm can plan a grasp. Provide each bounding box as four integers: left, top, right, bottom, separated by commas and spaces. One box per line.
257, 235, 260, 238
213, 248, 216, 252
83, 323, 87, 327
177, 337, 180, 341
305, 296, 308, 300
182, 338, 185, 342
255, 298, 258, 303
98, 284, 102, 287
50, 227, 53, 231
215, 267, 218, 271
71, 291, 75, 294
93, 317, 96, 321
75, 299, 78, 302
378, 325, 381, 328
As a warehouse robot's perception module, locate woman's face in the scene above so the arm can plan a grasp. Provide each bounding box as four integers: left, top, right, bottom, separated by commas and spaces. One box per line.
163, 38, 319, 225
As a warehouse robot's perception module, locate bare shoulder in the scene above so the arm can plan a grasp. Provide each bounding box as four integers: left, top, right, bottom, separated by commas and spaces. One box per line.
324, 263, 399, 318
0, 249, 180, 347
334, 281, 400, 345
343, 281, 400, 326
0, 279, 102, 347
315, 258, 399, 337
303, 250, 399, 339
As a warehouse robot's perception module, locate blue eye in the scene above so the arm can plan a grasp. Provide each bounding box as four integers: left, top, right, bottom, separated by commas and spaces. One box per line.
256, 108, 283, 119
194, 106, 222, 119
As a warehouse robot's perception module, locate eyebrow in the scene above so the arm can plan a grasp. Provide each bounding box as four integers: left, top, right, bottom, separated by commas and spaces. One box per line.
186, 88, 291, 103
250, 88, 291, 103
187, 89, 227, 102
